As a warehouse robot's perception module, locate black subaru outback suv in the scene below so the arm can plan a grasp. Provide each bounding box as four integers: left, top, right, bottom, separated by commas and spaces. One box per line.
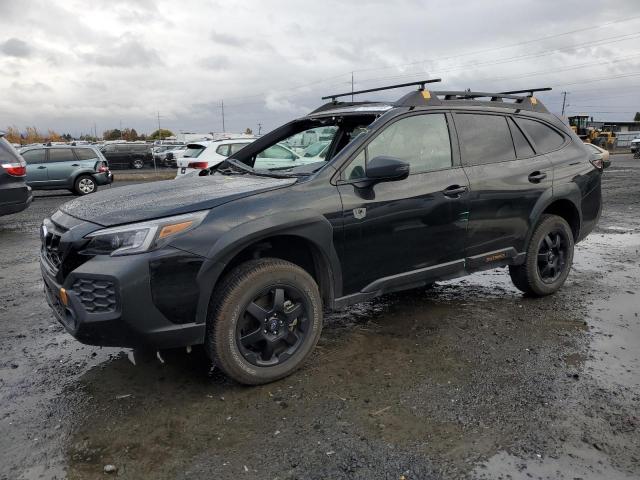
40, 80, 602, 384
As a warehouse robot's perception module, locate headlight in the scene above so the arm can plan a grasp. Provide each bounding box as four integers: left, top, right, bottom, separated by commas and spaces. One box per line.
83, 211, 208, 256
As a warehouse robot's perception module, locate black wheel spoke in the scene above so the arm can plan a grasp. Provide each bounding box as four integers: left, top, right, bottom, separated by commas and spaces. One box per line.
283, 331, 299, 346
541, 264, 551, 277
246, 302, 268, 321
543, 235, 553, 250
553, 234, 562, 249
262, 341, 275, 362
537, 253, 548, 262
240, 327, 264, 347
273, 288, 285, 310
285, 303, 303, 321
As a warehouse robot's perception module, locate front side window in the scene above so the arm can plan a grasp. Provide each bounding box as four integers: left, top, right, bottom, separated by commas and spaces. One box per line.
516, 117, 565, 154
456, 114, 516, 166
344, 113, 452, 179
48, 149, 74, 163
21, 149, 46, 164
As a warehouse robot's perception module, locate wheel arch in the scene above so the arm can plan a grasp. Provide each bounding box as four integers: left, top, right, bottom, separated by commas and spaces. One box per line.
70, 169, 98, 189
529, 186, 582, 245
194, 212, 342, 324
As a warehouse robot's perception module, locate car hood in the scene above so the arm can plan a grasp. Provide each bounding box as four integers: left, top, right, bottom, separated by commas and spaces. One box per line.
59, 174, 296, 227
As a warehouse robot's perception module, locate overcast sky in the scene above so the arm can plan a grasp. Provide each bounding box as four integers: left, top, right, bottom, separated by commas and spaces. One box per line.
0, 0, 639, 137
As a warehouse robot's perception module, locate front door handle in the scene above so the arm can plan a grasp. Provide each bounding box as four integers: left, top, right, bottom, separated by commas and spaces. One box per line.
442, 185, 467, 197
528, 171, 547, 183
37, 166, 46, 169
71, 163, 79, 167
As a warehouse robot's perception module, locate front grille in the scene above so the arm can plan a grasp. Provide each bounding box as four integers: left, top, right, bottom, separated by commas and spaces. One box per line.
71, 278, 117, 313
41, 217, 92, 280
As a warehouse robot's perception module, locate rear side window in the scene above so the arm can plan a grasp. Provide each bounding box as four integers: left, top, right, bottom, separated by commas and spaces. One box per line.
516, 118, 565, 153
0, 138, 22, 163
456, 114, 515, 166
48, 149, 74, 163
507, 118, 535, 158
21, 149, 46, 164
229, 143, 250, 155
216, 145, 230, 156
75, 148, 97, 160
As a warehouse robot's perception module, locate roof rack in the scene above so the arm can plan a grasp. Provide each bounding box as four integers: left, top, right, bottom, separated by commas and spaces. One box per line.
499, 87, 552, 97
394, 87, 551, 113
321, 78, 441, 102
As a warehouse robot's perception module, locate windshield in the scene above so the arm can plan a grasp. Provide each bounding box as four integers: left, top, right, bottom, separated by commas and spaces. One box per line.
217, 114, 377, 178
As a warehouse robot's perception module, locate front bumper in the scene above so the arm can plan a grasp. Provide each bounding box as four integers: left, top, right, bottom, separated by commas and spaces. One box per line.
40, 250, 205, 349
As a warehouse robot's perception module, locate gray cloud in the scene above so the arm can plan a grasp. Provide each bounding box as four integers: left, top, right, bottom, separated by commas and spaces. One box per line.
210, 31, 247, 47
81, 39, 163, 68
1, 38, 32, 58
0, 0, 639, 136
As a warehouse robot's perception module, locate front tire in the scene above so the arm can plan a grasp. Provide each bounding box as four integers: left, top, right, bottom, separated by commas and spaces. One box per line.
509, 214, 574, 296
131, 158, 144, 169
206, 258, 323, 385
74, 175, 97, 195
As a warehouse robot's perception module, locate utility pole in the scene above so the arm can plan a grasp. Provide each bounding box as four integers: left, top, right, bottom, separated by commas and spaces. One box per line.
258, 122, 262, 135
351, 72, 354, 102
93, 122, 97, 140
221, 100, 226, 133
561, 91, 568, 117
157, 111, 162, 141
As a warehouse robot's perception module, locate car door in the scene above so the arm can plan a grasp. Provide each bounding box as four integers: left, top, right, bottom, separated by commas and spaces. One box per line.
46, 148, 78, 186
336, 112, 470, 295
453, 112, 554, 259
22, 148, 48, 184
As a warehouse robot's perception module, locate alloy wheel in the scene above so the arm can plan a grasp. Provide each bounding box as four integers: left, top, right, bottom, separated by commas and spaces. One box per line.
236, 285, 308, 367
536, 230, 568, 283
78, 178, 95, 194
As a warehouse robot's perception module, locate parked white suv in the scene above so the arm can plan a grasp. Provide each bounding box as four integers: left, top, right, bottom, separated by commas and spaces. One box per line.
175, 138, 256, 177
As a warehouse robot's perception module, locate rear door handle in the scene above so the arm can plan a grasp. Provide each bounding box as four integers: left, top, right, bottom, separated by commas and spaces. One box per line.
37, 166, 46, 169
528, 171, 547, 183
442, 185, 467, 197
71, 164, 79, 167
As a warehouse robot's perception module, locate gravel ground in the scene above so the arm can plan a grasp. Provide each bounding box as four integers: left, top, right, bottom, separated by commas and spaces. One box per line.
0, 157, 638, 480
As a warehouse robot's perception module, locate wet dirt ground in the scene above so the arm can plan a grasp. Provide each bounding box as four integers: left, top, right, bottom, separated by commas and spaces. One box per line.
1, 157, 638, 480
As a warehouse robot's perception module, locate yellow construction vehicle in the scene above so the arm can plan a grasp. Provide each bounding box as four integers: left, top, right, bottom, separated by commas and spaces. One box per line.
568, 115, 616, 150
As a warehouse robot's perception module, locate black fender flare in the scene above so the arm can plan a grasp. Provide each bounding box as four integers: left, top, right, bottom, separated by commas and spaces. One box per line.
194, 209, 342, 324
526, 183, 582, 248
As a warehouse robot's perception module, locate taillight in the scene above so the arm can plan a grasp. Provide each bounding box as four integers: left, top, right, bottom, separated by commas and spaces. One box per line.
187, 162, 209, 169
96, 161, 109, 173
590, 158, 604, 170
2, 162, 26, 177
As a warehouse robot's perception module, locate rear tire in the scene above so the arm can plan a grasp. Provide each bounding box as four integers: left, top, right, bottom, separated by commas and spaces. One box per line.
131, 158, 144, 169
509, 214, 574, 296
74, 175, 97, 195
205, 258, 323, 385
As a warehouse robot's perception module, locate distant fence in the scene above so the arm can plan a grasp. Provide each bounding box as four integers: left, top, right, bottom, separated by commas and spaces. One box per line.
615, 131, 640, 148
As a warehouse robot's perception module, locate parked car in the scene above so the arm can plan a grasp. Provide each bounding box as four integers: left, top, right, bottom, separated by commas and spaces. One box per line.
100, 143, 152, 169
39, 82, 602, 385
163, 145, 188, 167
301, 141, 330, 162
0, 132, 32, 215
584, 142, 611, 169
21, 145, 112, 195
630, 138, 640, 154
176, 138, 256, 177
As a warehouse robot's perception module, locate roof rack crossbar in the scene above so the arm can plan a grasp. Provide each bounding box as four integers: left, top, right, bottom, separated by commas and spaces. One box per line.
322, 78, 441, 102
498, 87, 552, 97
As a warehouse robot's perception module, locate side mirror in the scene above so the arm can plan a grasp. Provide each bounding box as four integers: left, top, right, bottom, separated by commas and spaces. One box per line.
366, 155, 410, 182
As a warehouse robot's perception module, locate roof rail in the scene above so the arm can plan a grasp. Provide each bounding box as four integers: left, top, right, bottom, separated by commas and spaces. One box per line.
498, 87, 552, 97
321, 78, 441, 102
